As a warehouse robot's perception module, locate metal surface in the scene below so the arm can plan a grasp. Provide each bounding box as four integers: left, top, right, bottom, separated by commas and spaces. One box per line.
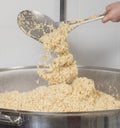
0, 112, 22, 126
67, 14, 104, 31
60, 0, 66, 21
17, 10, 59, 42
0, 66, 120, 128
17, 10, 104, 43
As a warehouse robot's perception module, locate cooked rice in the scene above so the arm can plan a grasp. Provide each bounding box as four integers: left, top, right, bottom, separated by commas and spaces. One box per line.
0, 22, 120, 112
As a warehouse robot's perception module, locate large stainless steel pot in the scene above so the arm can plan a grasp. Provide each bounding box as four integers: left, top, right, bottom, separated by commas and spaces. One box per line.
0, 66, 120, 128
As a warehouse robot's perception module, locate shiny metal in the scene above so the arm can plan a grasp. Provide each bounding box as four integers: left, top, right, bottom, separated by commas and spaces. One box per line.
0, 112, 23, 126
67, 14, 104, 31
0, 66, 120, 128
17, 10, 59, 42
17, 10, 104, 43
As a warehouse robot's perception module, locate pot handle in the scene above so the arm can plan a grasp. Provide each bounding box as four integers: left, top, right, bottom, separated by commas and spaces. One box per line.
0, 112, 23, 126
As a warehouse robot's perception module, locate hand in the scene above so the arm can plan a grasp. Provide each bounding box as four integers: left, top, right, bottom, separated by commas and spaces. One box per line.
102, 1, 120, 23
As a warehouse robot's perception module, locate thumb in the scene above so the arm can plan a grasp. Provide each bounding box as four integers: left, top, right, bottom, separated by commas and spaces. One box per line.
102, 14, 111, 23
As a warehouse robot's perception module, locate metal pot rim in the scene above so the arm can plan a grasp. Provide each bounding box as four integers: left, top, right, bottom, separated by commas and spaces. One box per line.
0, 107, 120, 116
0, 65, 120, 72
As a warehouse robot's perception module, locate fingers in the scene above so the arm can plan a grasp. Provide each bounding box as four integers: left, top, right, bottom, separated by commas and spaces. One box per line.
102, 2, 120, 23
106, 4, 113, 12
102, 13, 111, 23
102, 4, 112, 23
